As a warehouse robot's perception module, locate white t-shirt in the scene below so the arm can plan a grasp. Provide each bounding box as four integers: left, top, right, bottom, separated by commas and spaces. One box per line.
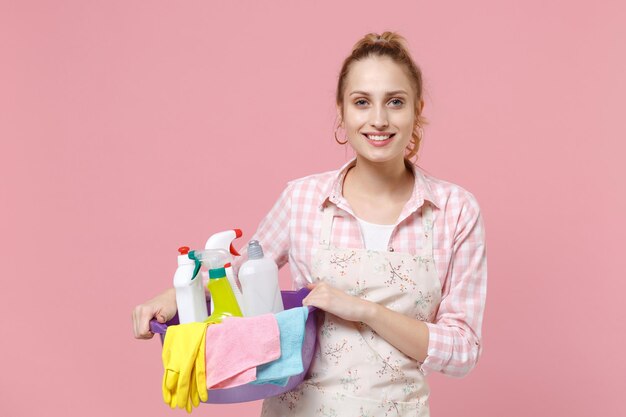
355, 216, 397, 251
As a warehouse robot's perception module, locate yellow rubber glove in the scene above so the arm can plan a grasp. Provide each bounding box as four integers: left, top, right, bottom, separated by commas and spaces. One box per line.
189, 325, 209, 407
162, 321, 210, 412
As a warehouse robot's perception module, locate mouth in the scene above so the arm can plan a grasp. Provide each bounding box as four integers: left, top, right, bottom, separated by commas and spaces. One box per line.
362, 133, 396, 147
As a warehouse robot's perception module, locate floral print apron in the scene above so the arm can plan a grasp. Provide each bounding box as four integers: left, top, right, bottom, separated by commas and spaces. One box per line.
261, 203, 442, 416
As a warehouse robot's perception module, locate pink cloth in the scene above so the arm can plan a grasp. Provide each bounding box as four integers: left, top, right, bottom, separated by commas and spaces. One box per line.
230, 157, 487, 378
205, 312, 280, 389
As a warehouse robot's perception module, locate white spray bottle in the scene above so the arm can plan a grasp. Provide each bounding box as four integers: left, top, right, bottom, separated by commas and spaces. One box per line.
173, 246, 208, 324
238, 240, 284, 316
204, 229, 244, 314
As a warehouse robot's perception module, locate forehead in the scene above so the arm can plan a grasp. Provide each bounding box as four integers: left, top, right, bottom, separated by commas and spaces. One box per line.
345, 55, 412, 94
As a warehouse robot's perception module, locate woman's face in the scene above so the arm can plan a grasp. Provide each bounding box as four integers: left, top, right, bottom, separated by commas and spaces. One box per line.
338, 55, 421, 164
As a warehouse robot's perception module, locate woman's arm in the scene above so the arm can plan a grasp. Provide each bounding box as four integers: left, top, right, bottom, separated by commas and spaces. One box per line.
302, 281, 429, 360
418, 194, 487, 377
304, 193, 487, 378
132, 288, 177, 339
362, 303, 430, 362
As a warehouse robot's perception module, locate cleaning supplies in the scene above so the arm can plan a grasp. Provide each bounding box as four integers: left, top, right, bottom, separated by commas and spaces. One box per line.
238, 240, 284, 317
251, 306, 309, 386
205, 313, 281, 389
188, 248, 244, 323
161, 321, 210, 412
150, 288, 318, 404
173, 246, 208, 324
205, 266, 243, 324
205, 229, 245, 312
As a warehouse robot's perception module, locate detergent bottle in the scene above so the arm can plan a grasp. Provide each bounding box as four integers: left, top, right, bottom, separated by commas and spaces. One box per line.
173, 246, 208, 324
238, 240, 284, 316
188, 248, 244, 322
205, 266, 243, 324
204, 229, 245, 313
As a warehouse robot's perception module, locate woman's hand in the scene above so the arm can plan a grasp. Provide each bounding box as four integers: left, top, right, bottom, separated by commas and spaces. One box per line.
302, 280, 376, 323
132, 288, 177, 339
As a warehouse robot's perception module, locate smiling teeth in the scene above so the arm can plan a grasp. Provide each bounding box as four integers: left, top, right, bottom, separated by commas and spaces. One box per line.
366, 135, 392, 141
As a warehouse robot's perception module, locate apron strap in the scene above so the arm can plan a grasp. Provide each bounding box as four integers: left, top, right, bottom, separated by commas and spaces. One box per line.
421, 202, 434, 254
319, 204, 337, 249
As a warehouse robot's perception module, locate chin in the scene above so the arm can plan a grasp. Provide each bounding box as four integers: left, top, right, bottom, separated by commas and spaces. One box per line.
357, 150, 405, 164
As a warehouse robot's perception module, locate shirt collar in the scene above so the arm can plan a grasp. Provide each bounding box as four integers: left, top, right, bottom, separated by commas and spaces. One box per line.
320, 157, 440, 216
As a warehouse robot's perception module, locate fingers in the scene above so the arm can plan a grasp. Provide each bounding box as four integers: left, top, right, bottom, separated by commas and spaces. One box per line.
169, 390, 177, 409
163, 370, 179, 410
183, 386, 192, 413
177, 368, 192, 409
166, 370, 179, 392
190, 372, 200, 407
197, 366, 208, 403
305, 277, 322, 287
303, 281, 331, 306
132, 304, 159, 339
156, 313, 167, 324
195, 348, 208, 403
132, 289, 178, 339
162, 369, 171, 404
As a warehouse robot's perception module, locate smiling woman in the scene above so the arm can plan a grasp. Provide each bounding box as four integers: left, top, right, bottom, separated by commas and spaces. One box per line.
133, 31, 487, 417
340, 55, 418, 163
335, 33, 428, 163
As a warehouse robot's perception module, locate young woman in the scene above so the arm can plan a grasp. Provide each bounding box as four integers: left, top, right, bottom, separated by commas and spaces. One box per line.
133, 31, 487, 417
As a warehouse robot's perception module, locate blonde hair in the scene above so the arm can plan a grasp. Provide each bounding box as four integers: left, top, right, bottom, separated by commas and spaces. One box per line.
336, 31, 428, 162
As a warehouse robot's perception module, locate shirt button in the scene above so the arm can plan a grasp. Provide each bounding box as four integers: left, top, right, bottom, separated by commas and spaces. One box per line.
388, 247, 394, 252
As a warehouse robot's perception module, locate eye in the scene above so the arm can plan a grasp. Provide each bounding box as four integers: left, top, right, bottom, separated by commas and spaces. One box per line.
354, 98, 404, 107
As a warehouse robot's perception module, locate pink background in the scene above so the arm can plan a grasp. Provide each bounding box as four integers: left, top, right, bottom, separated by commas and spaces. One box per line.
1, 1, 624, 416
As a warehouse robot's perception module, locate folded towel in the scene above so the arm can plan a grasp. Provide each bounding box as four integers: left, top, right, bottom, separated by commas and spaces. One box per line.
251, 306, 309, 386
205, 312, 280, 389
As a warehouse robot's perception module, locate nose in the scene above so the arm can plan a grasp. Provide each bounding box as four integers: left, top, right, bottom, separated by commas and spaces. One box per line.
371, 104, 389, 129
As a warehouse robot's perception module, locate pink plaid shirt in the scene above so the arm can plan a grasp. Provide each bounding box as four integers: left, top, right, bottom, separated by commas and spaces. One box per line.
232, 157, 487, 378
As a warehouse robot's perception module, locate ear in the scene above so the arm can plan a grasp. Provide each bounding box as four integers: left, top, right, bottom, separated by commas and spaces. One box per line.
419, 98, 425, 113
336, 105, 343, 127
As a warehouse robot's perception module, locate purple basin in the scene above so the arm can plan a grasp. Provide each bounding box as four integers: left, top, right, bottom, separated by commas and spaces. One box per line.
150, 287, 318, 404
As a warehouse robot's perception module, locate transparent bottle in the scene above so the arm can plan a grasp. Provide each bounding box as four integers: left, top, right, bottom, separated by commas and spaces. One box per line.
206, 266, 243, 324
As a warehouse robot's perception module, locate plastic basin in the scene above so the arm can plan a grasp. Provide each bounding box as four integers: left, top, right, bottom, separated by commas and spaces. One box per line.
149, 287, 318, 403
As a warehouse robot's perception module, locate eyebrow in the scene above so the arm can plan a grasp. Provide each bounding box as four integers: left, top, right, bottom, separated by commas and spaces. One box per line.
349, 90, 408, 96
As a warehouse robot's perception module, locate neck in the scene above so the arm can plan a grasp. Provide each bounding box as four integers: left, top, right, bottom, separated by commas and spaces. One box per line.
346, 155, 414, 198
